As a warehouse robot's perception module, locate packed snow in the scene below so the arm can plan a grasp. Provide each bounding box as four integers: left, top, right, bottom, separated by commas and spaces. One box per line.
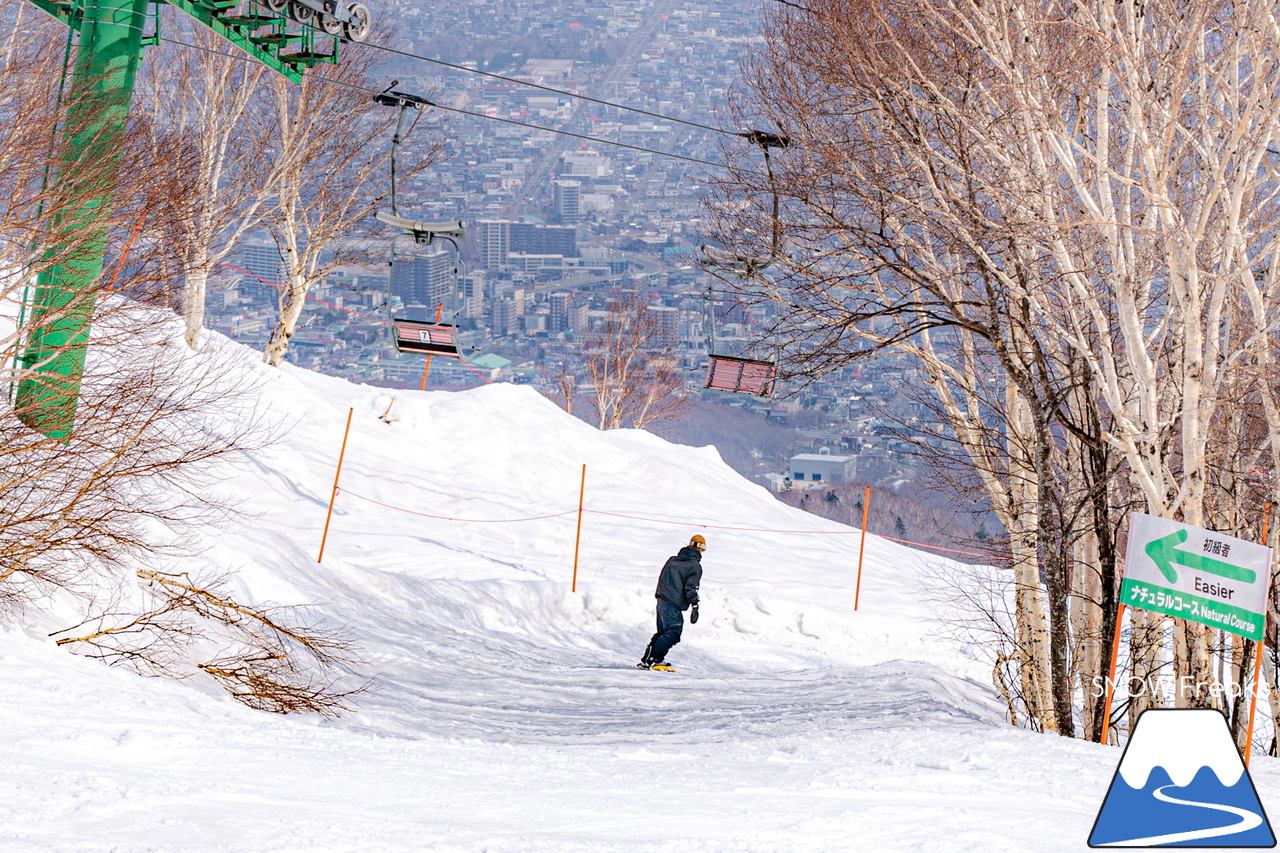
3, 327, 1277, 852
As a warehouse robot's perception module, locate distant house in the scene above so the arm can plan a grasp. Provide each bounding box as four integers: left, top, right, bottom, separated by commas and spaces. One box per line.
787, 447, 856, 485
470, 353, 512, 379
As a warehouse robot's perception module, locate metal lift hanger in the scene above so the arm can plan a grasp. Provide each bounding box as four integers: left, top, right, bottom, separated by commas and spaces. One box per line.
374, 85, 468, 359
700, 130, 792, 277
699, 130, 791, 397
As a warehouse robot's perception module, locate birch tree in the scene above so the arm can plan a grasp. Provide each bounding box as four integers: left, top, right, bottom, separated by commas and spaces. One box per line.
578, 288, 689, 430
138, 28, 274, 350
707, 0, 1280, 733
960, 0, 1280, 707
257, 49, 445, 367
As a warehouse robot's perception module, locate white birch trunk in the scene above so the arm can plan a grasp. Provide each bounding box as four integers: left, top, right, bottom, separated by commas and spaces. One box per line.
264, 272, 307, 367
1072, 527, 1104, 738
1264, 649, 1279, 759
1006, 385, 1056, 731
182, 265, 208, 350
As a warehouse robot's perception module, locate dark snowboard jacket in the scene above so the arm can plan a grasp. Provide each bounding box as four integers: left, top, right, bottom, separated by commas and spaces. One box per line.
655, 546, 702, 611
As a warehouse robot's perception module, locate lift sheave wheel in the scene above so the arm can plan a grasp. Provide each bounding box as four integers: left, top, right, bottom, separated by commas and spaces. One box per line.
345, 2, 370, 41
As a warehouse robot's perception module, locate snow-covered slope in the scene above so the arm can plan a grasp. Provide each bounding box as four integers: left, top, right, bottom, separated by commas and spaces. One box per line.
200, 338, 999, 736
3, 328, 1275, 852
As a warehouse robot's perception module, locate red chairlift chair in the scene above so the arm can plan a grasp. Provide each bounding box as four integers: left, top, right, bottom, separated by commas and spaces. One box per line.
391, 318, 463, 358
705, 353, 777, 397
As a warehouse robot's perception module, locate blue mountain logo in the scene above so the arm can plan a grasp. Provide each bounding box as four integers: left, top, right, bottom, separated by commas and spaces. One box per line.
1089, 709, 1275, 847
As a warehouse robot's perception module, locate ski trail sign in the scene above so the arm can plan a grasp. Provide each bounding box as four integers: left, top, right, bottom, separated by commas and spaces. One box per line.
1123, 513, 1272, 641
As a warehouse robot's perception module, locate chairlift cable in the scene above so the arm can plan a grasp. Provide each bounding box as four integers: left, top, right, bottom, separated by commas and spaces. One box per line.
282, 24, 736, 136
424, 102, 724, 166
159, 37, 725, 167
306, 65, 728, 166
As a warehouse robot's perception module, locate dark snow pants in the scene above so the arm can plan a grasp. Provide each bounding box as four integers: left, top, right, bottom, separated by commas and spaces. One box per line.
645, 599, 684, 663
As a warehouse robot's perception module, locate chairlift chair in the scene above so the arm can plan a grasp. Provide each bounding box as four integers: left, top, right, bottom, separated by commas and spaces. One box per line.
391, 318, 463, 358
696, 129, 794, 397
705, 353, 777, 396
378, 214, 468, 360
701, 288, 779, 398
374, 86, 471, 362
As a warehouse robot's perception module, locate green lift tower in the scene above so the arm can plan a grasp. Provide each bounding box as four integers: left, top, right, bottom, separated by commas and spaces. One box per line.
17, 0, 369, 438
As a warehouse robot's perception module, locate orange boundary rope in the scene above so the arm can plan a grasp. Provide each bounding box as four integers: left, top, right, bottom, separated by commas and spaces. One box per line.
338, 487, 1006, 560
341, 488, 578, 523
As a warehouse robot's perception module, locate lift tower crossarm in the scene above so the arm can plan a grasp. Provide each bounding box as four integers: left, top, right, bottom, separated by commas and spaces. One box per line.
24, 0, 83, 31
164, 0, 305, 83
24, 0, 311, 84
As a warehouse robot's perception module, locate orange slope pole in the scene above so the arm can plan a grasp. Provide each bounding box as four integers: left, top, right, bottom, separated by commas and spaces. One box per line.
1244, 505, 1272, 767
1099, 603, 1127, 745
571, 464, 586, 592
317, 407, 354, 564
854, 485, 870, 610
1244, 638, 1266, 767
105, 194, 153, 291
419, 303, 443, 391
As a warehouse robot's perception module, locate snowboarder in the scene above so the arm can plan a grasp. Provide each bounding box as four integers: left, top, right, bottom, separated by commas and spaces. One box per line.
637, 534, 704, 671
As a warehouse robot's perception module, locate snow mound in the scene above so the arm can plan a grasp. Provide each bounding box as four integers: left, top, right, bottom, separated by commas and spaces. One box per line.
143, 328, 1004, 737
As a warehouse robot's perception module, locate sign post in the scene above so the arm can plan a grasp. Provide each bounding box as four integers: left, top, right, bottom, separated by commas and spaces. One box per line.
1098, 603, 1127, 745
571, 465, 586, 592
854, 485, 870, 610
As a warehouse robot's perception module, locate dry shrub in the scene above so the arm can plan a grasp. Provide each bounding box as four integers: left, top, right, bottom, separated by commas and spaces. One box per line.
2, 302, 365, 715
54, 568, 363, 716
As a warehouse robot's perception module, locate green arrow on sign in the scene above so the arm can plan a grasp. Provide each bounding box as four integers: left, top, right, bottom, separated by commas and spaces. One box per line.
1145, 530, 1258, 585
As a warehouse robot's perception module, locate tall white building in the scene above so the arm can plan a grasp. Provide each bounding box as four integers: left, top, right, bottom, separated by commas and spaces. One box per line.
477, 220, 578, 269
553, 180, 582, 224
391, 250, 452, 311
549, 292, 571, 333
478, 220, 510, 270
461, 271, 486, 319
646, 305, 680, 349
239, 243, 283, 286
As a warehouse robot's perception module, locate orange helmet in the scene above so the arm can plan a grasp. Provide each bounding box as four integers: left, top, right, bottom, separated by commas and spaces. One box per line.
690, 534, 707, 551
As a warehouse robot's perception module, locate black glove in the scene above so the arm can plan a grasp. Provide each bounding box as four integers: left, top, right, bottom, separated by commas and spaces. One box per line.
690, 604, 700, 624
